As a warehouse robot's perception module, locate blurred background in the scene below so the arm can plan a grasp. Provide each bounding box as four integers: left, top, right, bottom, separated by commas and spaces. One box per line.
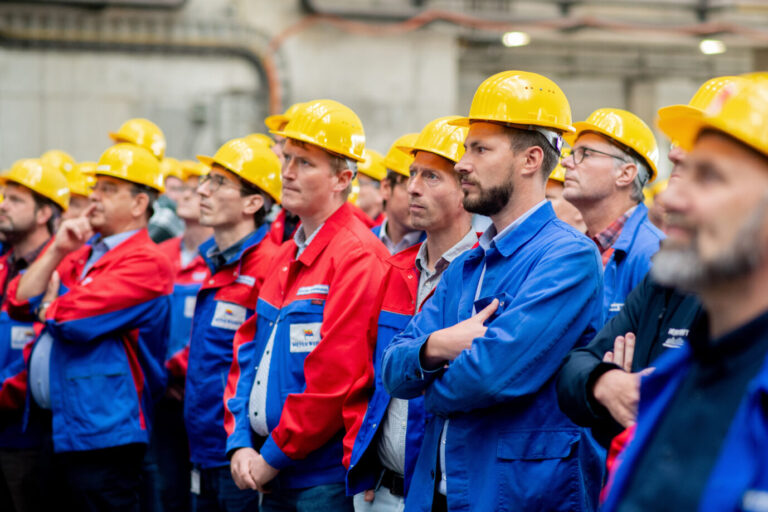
2, 0, 768, 180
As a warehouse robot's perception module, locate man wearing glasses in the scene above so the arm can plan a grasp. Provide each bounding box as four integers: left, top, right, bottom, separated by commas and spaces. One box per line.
561, 108, 664, 320
183, 137, 282, 512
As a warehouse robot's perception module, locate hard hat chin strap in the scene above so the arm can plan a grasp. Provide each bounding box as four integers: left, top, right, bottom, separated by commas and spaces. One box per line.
528, 126, 564, 154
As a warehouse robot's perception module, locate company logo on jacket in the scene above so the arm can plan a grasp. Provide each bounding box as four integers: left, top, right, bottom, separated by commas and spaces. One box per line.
662, 328, 688, 349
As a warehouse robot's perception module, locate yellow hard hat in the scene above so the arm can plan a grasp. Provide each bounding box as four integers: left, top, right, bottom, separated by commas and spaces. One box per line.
384, 133, 419, 177
271, 99, 366, 162
657, 76, 749, 129
265, 102, 306, 132
160, 157, 183, 181
197, 137, 282, 203
564, 108, 659, 182
108, 118, 166, 160
399, 116, 468, 164
643, 178, 668, 207
658, 79, 768, 158
180, 160, 209, 181
243, 133, 275, 148
41, 150, 75, 174
452, 70, 574, 134
357, 149, 387, 181
347, 177, 360, 205
67, 162, 97, 197
549, 162, 566, 183
95, 143, 165, 193
0, 159, 70, 210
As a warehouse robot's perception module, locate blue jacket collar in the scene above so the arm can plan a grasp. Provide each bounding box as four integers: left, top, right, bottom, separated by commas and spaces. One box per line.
199, 222, 270, 273
471, 201, 555, 259
612, 203, 655, 254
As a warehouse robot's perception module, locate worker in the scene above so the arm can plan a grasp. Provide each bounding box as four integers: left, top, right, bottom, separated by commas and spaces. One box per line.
224, 99, 389, 511
381, 71, 605, 511
561, 108, 664, 320
347, 116, 474, 511
371, 134, 425, 255
545, 155, 586, 232
601, 77, 768, 512
8, 143, 173, 510
555, 76, 747, 451
183, 137, 283, 512
0, 159, 68, 512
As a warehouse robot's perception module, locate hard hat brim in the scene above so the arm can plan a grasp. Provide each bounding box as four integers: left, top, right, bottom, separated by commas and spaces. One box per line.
656, 104, 701, 125
264, 115, 289, 132
397, 145, 461, 165
94, 169, 165, 194
448, 115, 576, 133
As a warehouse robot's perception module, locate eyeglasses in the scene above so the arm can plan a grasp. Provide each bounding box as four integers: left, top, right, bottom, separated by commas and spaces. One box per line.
568, 146, 628, 165
199, 173, 238, 193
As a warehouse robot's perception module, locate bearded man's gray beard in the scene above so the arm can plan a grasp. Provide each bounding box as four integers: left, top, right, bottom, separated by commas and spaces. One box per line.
651, 194, 768, 291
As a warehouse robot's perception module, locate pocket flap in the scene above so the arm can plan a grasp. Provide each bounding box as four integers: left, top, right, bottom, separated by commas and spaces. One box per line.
497, 430, 578, 460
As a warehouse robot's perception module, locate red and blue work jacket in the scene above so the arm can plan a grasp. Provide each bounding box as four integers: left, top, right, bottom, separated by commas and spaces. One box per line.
6, 229, 174, 453
346, 243, 427, 496
0, 249, 44, 449
184, 225, 277, 469
224, 203, 389, 490
157, 236, 209, 378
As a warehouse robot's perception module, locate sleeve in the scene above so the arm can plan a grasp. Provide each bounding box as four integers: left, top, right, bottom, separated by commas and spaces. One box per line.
423, 241, 604, 416
555, 274, 649, 442
380, 269, 453, 400
224, 313, 260, 455
0, 339, 35, 410
260, 247, 386, 470
44, 254, 173, 343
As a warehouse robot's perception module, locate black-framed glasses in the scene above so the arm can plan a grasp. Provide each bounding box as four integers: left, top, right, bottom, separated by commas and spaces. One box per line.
199, 173, 238, 193
568, 146, 628, 165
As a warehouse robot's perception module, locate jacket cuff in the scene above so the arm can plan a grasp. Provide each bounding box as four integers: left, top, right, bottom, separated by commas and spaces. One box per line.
586, 361, 624, 419
260, 434, 294, 470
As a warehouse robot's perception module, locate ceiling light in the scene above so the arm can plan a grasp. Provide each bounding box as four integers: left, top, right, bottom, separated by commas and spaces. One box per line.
502, 31, 530, 48
699, 39, 726, 55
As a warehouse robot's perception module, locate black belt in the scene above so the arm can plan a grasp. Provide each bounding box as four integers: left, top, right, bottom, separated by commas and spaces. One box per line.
378, 468, 405, 497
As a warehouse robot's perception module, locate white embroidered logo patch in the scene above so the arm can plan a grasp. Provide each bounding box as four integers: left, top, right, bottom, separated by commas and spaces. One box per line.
296, 285, 329, 296
609, 302, 624, 313
662, 328, 688, 349
10, 326, 34, 349
289, 322, 322, 353
192, 271, 207, 282
743, 490, 768, 512
184, 296, 196, 318
235, 275, 256, 287
210, 302, 246, 330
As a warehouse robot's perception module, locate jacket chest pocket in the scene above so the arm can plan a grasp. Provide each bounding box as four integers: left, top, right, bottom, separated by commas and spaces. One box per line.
282, 300, 325, 355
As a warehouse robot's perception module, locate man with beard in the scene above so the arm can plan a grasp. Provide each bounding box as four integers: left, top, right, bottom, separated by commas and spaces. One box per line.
0, 159, 68, 512
381, 71, 605, 511
601, 78, 768, 511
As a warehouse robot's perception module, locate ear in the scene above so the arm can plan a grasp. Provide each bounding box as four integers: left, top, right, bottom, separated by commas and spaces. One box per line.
380, 178, 392, 201
520, 146, 545, 178
333, 167, 354, 194
615, 161, 638, 188
130, 192, 150, 220
35, 204, 53, 228
242, 193, 265, 216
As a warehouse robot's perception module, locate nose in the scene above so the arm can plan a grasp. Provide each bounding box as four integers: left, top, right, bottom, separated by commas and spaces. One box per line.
561, 153, 575, 170
454, 155, 471, 175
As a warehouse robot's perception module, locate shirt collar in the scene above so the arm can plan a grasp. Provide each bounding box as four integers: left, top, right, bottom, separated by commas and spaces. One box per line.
415, 229, 479, 275
379, 219, 424, 255
206, 230, 256, 271
294, 222, 324, 259
591, 205, 637, 254
95, 229, 139, 252
478, 200, 547, 251
8, 238, 50, 268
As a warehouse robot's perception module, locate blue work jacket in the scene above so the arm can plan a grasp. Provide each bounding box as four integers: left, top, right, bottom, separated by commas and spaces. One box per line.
602, 341, 768, 512
603, 203, 664, 319
382, 203, 605, 512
